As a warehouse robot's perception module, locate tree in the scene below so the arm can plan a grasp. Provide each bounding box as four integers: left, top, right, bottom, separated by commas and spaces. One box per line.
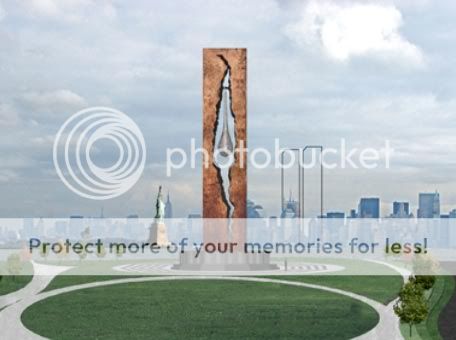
394, 280, 428, 336
412, 254, 437, 291
415, 275, 436, 290
413, 254, 439, 275
7, 254, 22, 281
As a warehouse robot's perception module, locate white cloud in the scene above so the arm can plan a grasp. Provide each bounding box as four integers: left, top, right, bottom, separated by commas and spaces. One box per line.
0, 169, 18, 182
286, 1, 424, 66
0, 2, 5, 21
28, 0, 59, 16
24, 0, 116, 22
0, 102, 19, 126
31, 134, 54, 146
22, 89, 87, 114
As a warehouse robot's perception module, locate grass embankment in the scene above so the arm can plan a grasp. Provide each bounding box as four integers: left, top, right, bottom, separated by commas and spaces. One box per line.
400, 276, 455, 340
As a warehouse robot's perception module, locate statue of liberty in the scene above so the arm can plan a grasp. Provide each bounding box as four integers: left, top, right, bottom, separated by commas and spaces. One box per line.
150, 185, 169, 246
155, 185, 166, 222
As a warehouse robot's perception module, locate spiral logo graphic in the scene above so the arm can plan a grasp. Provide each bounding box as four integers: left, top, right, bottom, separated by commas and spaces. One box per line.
53, 107, 146, 200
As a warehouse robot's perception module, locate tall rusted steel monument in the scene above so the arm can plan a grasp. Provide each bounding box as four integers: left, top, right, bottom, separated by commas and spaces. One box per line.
203, 48, 247, 219
175, 48, 275, 270
202, 48, 247, 247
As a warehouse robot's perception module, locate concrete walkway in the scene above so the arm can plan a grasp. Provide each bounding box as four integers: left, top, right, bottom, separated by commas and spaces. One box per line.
366, 259, 411, 281
0, 275, 403, 340
0, 261, 72, 310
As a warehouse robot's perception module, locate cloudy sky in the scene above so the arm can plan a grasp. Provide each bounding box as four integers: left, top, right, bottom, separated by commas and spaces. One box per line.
0, 0, 456, 217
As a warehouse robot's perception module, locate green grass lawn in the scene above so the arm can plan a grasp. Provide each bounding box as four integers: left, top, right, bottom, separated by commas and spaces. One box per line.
22, 280, 379, 340
43, 275, 132, 292
0, 261, 33, 296
40, 258, 147, 292
44, 274, 402, 305
270, 258, 404, 304
280, 275, 403, 305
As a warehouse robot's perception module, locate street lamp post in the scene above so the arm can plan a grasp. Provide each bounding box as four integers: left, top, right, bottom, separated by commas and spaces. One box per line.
280, 148, 301, 216
301, 146, 324, 219
280, 146, 324, 219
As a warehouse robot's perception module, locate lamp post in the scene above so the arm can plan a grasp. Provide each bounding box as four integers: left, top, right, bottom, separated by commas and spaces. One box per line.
301, 146, 324, 219
280, 148, 301, 217
280, 146, 324, 219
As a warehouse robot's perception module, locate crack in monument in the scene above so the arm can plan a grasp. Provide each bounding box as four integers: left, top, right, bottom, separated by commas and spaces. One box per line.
212, 55, 236, 220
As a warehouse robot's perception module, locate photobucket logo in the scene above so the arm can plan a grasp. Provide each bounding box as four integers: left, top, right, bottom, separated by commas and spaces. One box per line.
166, 138, 393, 176
53, 107, 146, 200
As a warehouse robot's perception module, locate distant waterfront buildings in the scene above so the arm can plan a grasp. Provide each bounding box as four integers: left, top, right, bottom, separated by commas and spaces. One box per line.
450, 209, 456, 218
325, 212, 345, 218
280, 192, 299, 218
350, 209, 357, 218
392, 201, 410, 218
165, 192, 173, 218
358, 198, 380, 218
418, 192, 440, 218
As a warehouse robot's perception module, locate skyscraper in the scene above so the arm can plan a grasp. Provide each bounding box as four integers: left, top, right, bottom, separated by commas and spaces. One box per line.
418, 192, 440, 218
349, 209, 357, 218
280, 191, 298, 218
165, 192, 173, 218
450, 209, 456, 218
358, 198, 380, 218
392, 201, 410, 218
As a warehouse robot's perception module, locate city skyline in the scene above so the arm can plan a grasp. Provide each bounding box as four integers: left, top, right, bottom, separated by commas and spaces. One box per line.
51, 189, 456, 220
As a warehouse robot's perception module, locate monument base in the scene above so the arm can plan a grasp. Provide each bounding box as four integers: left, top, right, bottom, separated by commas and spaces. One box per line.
172, 251, 279, 271
149, 222, 169, 247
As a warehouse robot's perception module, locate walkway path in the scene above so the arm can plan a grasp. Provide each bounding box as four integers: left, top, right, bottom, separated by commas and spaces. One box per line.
112, 262, 345, 275
0, 275, 403, 339
0, 261, 72, 310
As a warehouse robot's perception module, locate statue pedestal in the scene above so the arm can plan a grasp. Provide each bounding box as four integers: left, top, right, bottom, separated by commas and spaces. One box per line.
149, 222, 169, 247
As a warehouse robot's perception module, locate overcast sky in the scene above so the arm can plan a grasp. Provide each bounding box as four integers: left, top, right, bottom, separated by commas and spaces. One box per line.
1, 0, 456, 218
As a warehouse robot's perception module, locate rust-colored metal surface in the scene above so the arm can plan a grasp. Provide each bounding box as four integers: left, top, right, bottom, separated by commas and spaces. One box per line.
203, 48, 247, 220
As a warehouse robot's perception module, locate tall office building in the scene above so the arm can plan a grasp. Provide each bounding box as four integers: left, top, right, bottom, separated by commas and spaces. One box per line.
281, 191, 299, 218
418, 192, 440, 218
165, 192, 173, 218
358, 198, 380, 218
392, 201, 410, 218
349, 209, 357, 218
450, 209, 456, 218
